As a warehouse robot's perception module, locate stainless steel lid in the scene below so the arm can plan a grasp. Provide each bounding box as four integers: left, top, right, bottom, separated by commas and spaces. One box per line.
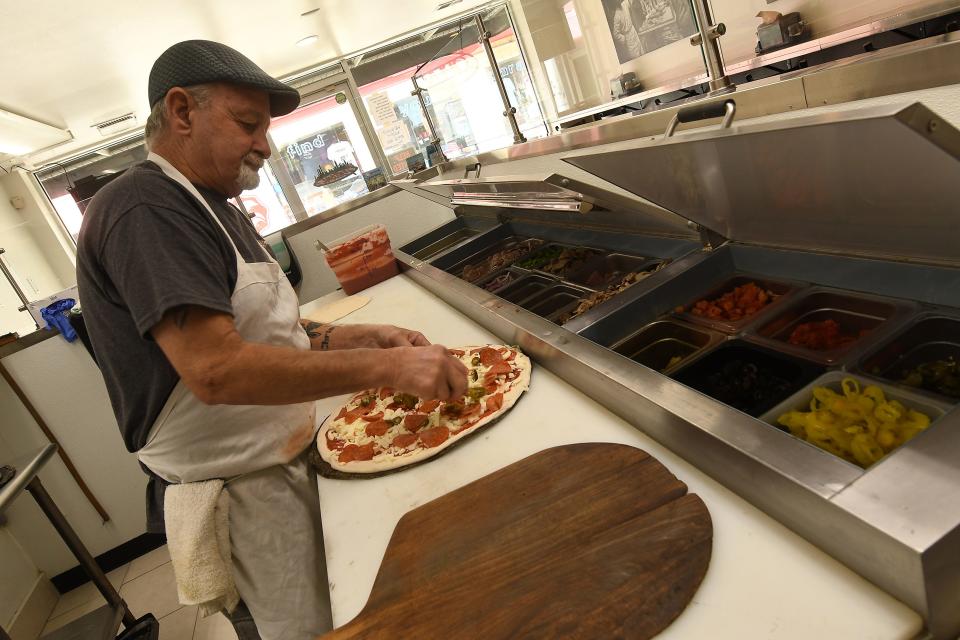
564, 102, 960, 266
416, 172, 632, 212
411, 172, 695, 237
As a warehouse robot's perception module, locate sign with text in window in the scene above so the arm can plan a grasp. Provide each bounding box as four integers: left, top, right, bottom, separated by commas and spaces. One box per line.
368, 91, 400, 127
378, 122, 410, 152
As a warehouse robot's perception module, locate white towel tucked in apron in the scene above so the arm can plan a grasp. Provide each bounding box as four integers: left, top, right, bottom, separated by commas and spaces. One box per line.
164, 480, 238, 617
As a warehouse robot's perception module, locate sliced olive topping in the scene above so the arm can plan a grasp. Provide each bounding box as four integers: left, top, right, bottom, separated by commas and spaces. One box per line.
471, 355, 481, 366
441, 402, 463, 416
394, 393, 419, 410
467, 387, 486, 402
470, 369, 479, 382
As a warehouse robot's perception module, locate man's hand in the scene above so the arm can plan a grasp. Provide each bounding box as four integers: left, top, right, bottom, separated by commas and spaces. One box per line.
372, 325, 430, 348
387, 345, 469, 401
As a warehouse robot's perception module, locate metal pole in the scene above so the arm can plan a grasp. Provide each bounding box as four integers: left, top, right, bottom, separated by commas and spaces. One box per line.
410, 75, 449, 166
474, 14, 527, 145
26, 477, 137, 628
0, 248, 34, 320
689, 0, 735, 95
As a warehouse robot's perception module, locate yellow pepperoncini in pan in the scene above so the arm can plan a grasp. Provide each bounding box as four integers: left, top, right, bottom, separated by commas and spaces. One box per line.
778, 377, 933, 468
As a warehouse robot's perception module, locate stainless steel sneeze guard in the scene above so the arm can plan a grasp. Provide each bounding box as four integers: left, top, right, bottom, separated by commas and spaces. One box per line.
394, 101, 960, 638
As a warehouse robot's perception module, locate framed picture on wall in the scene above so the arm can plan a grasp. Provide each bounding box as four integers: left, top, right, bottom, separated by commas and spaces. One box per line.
602, 0, 698, 64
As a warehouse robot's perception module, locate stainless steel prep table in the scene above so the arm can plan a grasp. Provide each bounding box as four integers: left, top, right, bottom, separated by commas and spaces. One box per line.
304, 279, 921, 638
392, 100, 960, 638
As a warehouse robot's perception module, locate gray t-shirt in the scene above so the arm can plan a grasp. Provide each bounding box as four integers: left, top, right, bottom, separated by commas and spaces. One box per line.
77, 160, 273, 530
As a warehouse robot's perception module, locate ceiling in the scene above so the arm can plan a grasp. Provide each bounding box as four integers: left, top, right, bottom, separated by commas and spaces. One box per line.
0, 0, 491, 165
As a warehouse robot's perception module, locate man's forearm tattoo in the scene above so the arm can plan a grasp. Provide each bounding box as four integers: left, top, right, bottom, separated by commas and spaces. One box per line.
302, 320, 325, 339
320, 326, 336, 351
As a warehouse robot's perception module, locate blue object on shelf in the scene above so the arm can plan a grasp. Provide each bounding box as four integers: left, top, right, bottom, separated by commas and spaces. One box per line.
40, 298, 78, 342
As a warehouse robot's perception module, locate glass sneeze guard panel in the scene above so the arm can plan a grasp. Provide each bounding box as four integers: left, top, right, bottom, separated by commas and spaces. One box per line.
414, 5, 547, 160
352, 4, 546, 171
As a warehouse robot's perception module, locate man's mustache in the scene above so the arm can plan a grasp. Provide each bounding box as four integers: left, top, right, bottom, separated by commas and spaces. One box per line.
244, 153, 266, 169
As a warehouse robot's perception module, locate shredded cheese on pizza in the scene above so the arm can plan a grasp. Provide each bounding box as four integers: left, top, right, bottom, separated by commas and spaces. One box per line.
318, 345, 531, 473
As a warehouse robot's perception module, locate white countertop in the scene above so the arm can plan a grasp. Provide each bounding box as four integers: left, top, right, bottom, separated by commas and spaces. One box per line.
303, 275, 923, 639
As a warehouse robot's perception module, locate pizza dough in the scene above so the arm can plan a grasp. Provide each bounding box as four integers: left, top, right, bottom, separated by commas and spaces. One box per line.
303, 295, 370, 324
317, 345, 531, 474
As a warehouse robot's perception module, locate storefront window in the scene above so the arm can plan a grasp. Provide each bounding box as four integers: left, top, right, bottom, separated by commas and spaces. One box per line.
32, 4, 552, 238
37, 139, 301, 241
268, 90, 385, 218
36, 139, 148, 243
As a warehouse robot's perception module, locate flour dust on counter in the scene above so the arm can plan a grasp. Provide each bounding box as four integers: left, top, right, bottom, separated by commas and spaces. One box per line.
315, 345, 531, 476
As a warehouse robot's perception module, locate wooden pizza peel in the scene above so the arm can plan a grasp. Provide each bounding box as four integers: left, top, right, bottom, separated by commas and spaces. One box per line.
318, 442, 712, 640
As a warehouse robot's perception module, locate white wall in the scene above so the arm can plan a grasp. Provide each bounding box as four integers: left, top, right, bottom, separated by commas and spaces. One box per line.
289, 189, 456, 303
0, 337, 148, 577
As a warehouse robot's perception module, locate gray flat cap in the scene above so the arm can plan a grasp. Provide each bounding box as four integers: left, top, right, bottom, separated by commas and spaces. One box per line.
149, 40, 300, 116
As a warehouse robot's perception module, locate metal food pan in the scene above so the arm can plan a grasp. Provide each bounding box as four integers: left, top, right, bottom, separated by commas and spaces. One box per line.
523, 284, 592, 322
409, 228, 479, 260
670, 340, 826, 418
611, 320, 725, 375
556, 263, 672, 327
746, 288, 914, 366
496, 274, 557, 305
399, 217, 492, 261
513, 243, 606, 281
673, 274, 804, 334
759, 371, 952, 469
448, 236, 546, 283
565, 253, 662, 289
475, 267, 529, 294
858, 314, 960, 403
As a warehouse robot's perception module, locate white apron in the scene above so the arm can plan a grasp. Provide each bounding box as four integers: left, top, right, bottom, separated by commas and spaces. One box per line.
138, 152, 331, 640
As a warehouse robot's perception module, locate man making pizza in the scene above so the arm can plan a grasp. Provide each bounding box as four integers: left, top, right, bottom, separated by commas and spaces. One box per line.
76, 40, 467, 640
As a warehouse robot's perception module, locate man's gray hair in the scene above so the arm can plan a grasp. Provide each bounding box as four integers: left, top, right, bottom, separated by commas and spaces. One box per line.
144, 84, 215, 148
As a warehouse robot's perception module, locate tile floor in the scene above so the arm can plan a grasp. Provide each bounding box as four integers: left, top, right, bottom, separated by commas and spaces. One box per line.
40, 545, 239, 640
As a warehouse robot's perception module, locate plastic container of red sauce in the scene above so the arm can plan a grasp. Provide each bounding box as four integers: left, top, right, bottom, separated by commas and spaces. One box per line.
324, 224, 399, 295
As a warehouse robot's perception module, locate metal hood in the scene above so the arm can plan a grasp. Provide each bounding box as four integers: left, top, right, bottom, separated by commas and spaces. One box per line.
564, 102, 960, 267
